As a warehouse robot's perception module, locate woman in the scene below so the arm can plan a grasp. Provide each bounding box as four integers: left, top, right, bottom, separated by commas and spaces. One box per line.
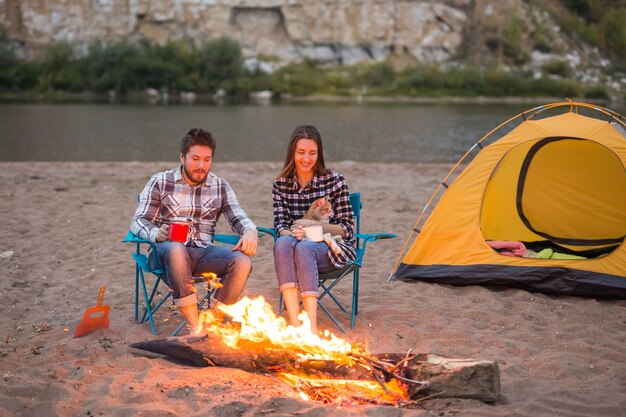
272, 124, 356, 334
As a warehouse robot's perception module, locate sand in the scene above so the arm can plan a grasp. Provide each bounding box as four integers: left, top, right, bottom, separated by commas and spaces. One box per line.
0, 161, 624, 417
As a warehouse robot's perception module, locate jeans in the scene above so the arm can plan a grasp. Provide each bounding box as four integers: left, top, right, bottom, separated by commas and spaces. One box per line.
274, 236, 337, 298
148, 241, 251, 307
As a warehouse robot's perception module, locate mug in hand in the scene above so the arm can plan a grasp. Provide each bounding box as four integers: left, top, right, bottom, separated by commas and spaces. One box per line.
303, 224, 323, 242
168, 218, 189, 242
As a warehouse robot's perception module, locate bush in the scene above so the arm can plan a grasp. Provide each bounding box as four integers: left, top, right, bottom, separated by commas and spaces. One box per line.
362, 62, 395, 87
542, 59, 573, 77
200, 36, 242, 91
0, 62, 39, 90
602, 9, 626, 68
584, 84, 609, 99
83, 40, 142, 92
37, 43, 85, 91
270, 61, 325, 96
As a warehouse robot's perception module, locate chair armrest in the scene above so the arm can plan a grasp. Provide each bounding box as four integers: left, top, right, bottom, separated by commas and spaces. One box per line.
354, 232, 397, 242
122, 230, 152, 245
214, 234, 241, 245
257, 226, 278, 240
124, 230, 265, 247
215, 229, 267, 245
354, 232, 397, 259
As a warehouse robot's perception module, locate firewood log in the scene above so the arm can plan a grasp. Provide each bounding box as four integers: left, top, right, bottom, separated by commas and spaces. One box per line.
130, 335, 373, 380
374, 353, 500, 402
130, 337, 500, 403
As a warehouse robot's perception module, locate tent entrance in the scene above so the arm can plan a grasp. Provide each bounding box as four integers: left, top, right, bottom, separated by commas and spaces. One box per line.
481, 136, 626, 258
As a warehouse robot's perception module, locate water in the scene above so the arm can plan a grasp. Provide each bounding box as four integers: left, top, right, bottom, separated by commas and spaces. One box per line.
1, 102, 623, 163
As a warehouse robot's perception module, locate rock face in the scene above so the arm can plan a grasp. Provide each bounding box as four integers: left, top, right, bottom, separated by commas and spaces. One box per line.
0, 0, 609, 77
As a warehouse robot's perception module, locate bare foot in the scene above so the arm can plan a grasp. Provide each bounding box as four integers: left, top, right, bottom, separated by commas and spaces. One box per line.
188, 325, 206, 338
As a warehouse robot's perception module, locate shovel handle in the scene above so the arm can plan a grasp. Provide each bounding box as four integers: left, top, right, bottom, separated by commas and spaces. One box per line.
97, 286, 106, 306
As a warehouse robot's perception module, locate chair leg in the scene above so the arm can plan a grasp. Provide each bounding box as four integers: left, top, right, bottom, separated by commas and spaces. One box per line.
351, 269, 359, 330
137, 269, 158, 335
141, 290, 171, 324
134, 264, 140, 321
140, 275, 170, 323
172, 321, 187, 336
317, 299, 347, 333
319, 279, 349, 314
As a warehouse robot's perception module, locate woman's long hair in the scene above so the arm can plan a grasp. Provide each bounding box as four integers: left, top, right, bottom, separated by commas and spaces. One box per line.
277, 124, 329, 179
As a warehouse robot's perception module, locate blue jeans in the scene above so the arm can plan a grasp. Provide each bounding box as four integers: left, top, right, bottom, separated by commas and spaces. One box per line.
274, 236, 337, 298
148, 241, 252, 307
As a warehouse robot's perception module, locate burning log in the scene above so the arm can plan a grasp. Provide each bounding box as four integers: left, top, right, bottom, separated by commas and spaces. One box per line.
130, 334, 373, 381
130, 336, 500, 404
129, 297, 500, 405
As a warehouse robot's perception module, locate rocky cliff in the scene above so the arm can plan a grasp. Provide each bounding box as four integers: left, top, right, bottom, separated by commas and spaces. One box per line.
0, 0, 611, 81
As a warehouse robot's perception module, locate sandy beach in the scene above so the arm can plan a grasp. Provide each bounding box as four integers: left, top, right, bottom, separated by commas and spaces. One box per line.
0, 161, 624, 417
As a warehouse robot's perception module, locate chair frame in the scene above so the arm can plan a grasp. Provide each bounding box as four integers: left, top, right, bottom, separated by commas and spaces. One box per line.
122, 231, 241, 336
259, 192, 396, 332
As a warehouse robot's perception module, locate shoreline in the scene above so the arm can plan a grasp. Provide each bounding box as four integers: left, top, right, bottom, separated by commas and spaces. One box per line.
0, 91, 618, 106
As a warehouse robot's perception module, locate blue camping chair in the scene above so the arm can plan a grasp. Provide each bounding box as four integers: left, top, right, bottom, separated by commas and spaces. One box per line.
122, 231, 243, 336
258, 192, 396, 332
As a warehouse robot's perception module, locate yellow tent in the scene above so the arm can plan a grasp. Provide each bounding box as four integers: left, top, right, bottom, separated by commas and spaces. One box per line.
392, 102, 626, 298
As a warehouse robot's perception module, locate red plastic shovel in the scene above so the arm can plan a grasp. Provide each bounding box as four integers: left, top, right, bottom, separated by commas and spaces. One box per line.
74, 286, 110, 337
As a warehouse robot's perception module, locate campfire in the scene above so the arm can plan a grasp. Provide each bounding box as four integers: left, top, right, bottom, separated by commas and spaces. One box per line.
200, 296, 409, 405
131, 295, 500, 407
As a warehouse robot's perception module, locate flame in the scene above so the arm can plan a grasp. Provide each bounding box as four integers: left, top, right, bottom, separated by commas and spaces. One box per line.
197, 295, 408, 406
201, 272, 223, 289
277, 373, 407, 406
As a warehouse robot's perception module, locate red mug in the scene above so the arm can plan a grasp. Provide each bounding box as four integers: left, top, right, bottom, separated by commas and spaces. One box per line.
168, 218, 189, 242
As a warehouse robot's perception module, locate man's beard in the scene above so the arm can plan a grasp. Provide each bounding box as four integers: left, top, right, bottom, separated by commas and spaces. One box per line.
183, 165, 208, 184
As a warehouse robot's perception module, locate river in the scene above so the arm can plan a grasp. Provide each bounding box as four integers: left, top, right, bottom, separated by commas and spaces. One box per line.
1, 101, 623, 162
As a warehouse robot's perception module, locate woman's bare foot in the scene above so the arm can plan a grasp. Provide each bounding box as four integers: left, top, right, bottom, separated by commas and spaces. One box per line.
289, 319, 303, 328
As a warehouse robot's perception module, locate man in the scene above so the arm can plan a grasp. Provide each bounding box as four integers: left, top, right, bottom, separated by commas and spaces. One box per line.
131, 128, 258, 335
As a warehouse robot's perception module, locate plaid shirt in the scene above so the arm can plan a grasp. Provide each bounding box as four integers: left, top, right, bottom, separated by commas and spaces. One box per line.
131, 166, 256, 247
272, 170, 356, 268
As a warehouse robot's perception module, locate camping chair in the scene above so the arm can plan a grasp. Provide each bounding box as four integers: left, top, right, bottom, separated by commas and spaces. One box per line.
259, 192, 396, 333
122, 231, 242, 336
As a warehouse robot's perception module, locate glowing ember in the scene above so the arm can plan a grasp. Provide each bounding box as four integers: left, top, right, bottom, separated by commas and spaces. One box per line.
196, 296, 409, 405
277, 373, 407, 405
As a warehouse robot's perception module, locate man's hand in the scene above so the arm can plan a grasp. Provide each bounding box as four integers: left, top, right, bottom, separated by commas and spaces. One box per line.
233, 229, 258, 256
156, 224, 169, 242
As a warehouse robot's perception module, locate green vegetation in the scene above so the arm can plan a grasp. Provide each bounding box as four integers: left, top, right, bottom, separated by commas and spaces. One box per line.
0, 36, 245, 95
0, 26, 612, 102
559, 0, 626, 70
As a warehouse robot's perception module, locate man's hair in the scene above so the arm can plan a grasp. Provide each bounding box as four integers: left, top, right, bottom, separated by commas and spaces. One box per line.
180, 128, 216, 156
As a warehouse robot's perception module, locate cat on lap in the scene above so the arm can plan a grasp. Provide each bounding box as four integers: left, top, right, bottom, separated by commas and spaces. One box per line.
292, 196, 343, 255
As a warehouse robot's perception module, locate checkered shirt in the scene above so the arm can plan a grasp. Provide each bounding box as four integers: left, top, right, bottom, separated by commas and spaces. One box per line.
272, 170, 356, 268
131, 166, 257, 247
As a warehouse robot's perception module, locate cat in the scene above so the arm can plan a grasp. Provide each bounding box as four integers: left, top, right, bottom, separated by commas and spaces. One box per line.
294, 195, 343, 255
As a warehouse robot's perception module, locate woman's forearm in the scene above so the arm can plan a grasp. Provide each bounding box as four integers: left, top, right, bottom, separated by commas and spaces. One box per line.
322, 223, 345, 237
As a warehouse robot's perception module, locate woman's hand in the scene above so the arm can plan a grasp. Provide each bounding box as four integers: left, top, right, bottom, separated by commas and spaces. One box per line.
290, 224, 306, 241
